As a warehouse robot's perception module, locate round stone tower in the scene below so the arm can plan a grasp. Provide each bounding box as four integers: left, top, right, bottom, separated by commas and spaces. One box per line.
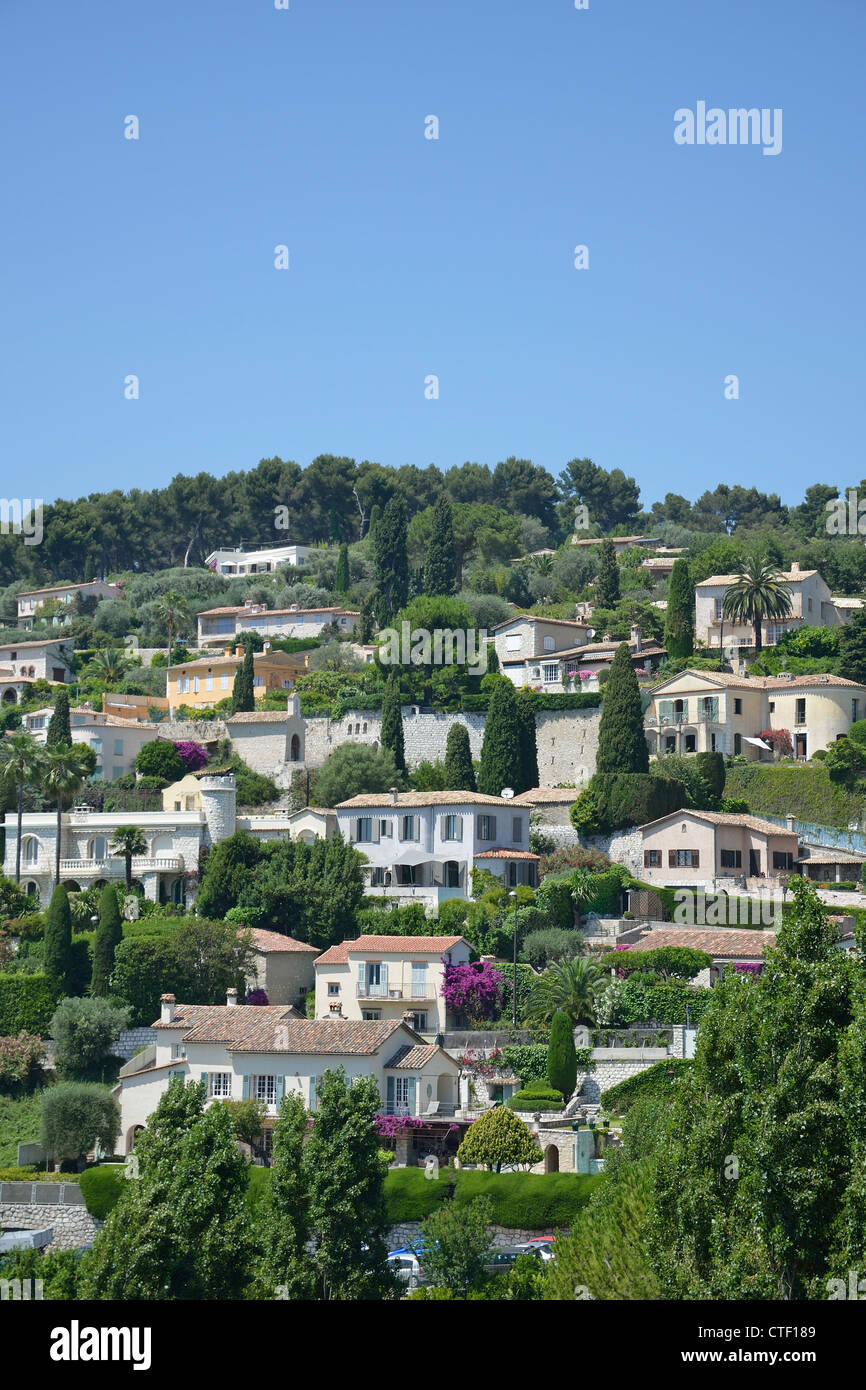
198, 772, 237, 848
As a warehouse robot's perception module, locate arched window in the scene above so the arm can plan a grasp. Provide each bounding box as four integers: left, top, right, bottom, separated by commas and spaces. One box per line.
151, 835, 173, 857
89, 836, 107, 861
22, 837, 40, 865
290, 733, 300, 761
2, 689, 17, 705
24, 881, 39, 899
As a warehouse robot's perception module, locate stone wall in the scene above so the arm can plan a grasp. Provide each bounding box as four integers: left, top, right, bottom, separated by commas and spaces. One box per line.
115, 1027, 157, 1062
159, 720, 227, 744
578, 1053, 667, 1105
387, 1221, 562, 1248
586, 826, 644, 877
0, 1188, 102, 1252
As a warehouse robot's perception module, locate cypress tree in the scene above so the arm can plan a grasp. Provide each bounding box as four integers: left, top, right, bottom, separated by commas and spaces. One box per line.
547, 1010, 578, 1099
334, 543, 350, 594
231, 644, 255, 713
373, 496, 409, 625
91, 884, 123, 997
596, 538, 620, 608
516, 688, 539, 793
596, 643, 649, 774
424, 494, 456, 596
664, 558, 695, 661
367, 503, 381, 544
443, 723, 476, 792
358, 593, 376, 645
477, 679, 522, 795
44, 883, 72, 995
47, 689, 71, 748
328, 507, 341, 544
380, 673, 406, 775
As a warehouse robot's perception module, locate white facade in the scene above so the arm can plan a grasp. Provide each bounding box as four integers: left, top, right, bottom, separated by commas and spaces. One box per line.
335, 792, 536, 907
17, 581, 121, 630
205, 545, 313, 575
695, 564, 846, 650
22, 707, 160, 778
0, 638, 74, 687
198, 601, 359, 646
493, 615, 590, 688
314, 935, 473, 1036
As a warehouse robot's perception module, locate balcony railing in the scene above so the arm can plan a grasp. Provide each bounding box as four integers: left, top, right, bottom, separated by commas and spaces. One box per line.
59, 856, 183, 875
357, 984, 434, 1001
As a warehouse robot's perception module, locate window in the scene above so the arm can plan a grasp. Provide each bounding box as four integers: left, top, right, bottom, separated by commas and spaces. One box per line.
112, 765, 123, 780
206, 674, 213, 691
508, 863, 518, 886
714, 599, 724, 619
773, 851, 794, 870
543, 636, 555, 651
684, 734, 696, 752
442, 814, 461, 841
408, 1014, 427, 1033
733, 698, 742, 715
89, 836, 107, 860
252, 1075, 277, 1105
768, 702, 775, 713
410, 962, 427, 997
477, 815, 496, 841
193, 676, 200, 694
542, 662, 559, 683
356, 817, 373, 843
734, 733, 742, 755
505, 635, 521, 651
795, 699, 806, 725
221, 674, 229, 690
208, 1073, 231, 1099
720, 849, 742, 868
379, 819, 391, 838
22, 837, 40, 865
664, 735, 676, 752
396, 864, 418, 886
644, 849, 661, 867
853, 698, 860, 722
395, 1077, 410, 1111
253, 676, 264, 687
512, 816, 524, 843
113, 739, 123, 757
362, 1009, 381, 1021
668, 849, 700, 867
370, 866, 386, 886
400, 815, 417, 841
90, 738, 102, 754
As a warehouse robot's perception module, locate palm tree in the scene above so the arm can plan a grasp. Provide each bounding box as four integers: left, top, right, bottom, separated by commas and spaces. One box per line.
109, 825, 148, 890
43, 743, 97, 887
569, 867, 597, 932
721, 557, 793, 658
84, 648, 130, 684
154, 592, 192, 664
526, 957, 605, 1027
0, 732, 47, 882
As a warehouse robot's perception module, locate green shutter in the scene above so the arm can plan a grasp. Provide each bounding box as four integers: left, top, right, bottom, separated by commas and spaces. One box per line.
242, 1075, 250, 1100
407, 1077, 417, 1115
659, 699, 674, 726
386, 1075, 395, 1113
276, 1076, 285, 1101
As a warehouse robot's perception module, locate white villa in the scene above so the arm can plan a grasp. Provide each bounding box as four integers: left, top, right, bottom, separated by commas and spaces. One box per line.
16, 580, 121, 630
335, 790, 538, 906
205, 544, 313, 575
116, 996, 460, 1154
314, 934, 473, 1037
0, 638, 74, 701
694, 563, 852, 651
493, 614, 590, 687
197, 600, 359, 646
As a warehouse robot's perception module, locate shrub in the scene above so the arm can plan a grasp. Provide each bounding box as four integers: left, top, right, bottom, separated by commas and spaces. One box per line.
49, 997, 131, 1082
501, 1044, 549, 1086
40, 1082, 120, 1162
547, 1011, 578, 1098
0, 1032, 47, 1094
134, 739, 186, 782
600, 946, 711, 980
601, 1057, 694, 1113
382, 1167, 598, 1227
522, 928, 584, 968
79, 1163, 127, 1219
0, 975, 60, 1035
506, 1082, 564, 1112
574, 772, 687, 835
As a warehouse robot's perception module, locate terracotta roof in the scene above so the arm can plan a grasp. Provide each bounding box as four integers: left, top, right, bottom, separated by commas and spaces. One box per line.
571, 535, 660, 547
796, 846, 866, 864
512, 787, 581, 804
336, 791, 510, 808
18, 581, 119, 598
493, 615, 588, 632
248, 929, 320, 955
630, 928, 774, 958
316, 935, 465, 965
154, 1004, 403, 1053
200, 605, 357, 618
168, 650, 306, 672
230, 1018, 406, 1054
475, 849, 540, 861
696, 570, 818, 587
0, 638, 71, 651
153, 1004, 302, 1041
555, 641, 666, 659
384, 1044, 441, 1070
641, 809, 796, 836
650, 669, 866, 692
224, 710, 298, 723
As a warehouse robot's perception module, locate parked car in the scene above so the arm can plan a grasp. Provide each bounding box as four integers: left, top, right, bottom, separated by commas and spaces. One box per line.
484, 1247, 527, 1275
387, 1251, 425, 1290
514, 1240, 555, 1262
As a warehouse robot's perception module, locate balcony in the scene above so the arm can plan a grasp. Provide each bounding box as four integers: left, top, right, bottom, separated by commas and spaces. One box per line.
59, 856, 183, 877
357, 983, 434, 1001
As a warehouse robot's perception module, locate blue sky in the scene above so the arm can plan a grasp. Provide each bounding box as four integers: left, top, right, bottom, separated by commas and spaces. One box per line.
2, 0, 863, 508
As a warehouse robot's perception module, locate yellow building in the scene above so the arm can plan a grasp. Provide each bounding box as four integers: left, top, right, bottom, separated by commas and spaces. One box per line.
166, 643, 309, 714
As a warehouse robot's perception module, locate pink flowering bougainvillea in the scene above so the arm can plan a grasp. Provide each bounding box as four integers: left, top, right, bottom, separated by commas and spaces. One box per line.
244, 988, 269, 1005
759, 728, 793, 758
442, 960, 506, 1023
374, 1114, 425, 1140
733, 962, 764, 975
173, 740, 209, 772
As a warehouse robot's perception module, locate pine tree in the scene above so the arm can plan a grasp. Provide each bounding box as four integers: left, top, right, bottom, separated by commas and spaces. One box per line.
516, 687, 539, 793
373, 496, 409, 625
443, 723, 476, 792
44, 883, 72, 995
664, 558, 694, 661
477, 679, 522, 795
596, 643, 649, 774
334, 543, 350, 594
380, 673, 406, 775
91, 884, 123, 997
596, 538, 620, 608
46, 689, 71, 748
424, 494, 456, 596
547, 1010, 578, 1099
231, 644, 255, 713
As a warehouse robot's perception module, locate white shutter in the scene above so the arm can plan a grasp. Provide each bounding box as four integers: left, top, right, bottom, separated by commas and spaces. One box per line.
357, 961, 366, 992
414, 816, 420, 841
372, 818, 380, 842
455, 816, 463, 842
381, 962, 389, 993
352, 818, 360, 843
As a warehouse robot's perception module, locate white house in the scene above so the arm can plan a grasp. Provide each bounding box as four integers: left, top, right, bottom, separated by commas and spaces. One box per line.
197, 601, 359, 647
116, 996, 461, 1154
0, 638, 74, 693
16, 580, 121, 630
21, 707, 161, 778
335, 790, 537, 906
493, 615, 590, 687
694, 563, 850, 651
204, 544, 313, 575
314, 934, 473, 1037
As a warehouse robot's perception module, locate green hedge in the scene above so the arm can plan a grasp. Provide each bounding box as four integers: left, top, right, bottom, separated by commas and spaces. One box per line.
601, 1057, 693, 1113
507, 1082, 564, 1112
383, 1167, 599, 1227
460, 691, 601, 713
724, 763, 860, 832
0, 974, 60, 1034
78, 1164, 127, 1219
501, 1044, 549, 1086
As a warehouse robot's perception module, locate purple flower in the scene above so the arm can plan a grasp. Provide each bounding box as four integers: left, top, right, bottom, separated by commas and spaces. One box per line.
244, 988, 269, 1005
442, 961, 506, 1021
173, 740, 209, 771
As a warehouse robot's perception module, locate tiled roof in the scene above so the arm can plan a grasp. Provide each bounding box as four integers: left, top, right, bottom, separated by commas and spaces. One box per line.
512, 787, 581, 803
336, 791, 509, 808
0, 638, 70, 651
384, 1044, 440, 1070
630, 928, 774, 958
796, 846, 866, 864
493, 615, 588, 632
475, 849, 540, 861
650, 669, 866, 692
641, 809, 795, 836
168, 651, 306, 672
315, 935, 465, 965
154, 1004, 403, 1054
225, 710, 298, 723
199, 605, 357, 618
695, 570, 817, 586
153, 1004, 302, 1041
248, 929, 320, 954
554, 641, 666, 659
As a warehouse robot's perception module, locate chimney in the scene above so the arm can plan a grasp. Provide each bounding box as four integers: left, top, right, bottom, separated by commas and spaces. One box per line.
785, 814, 796, 832
224, 647, 233, 658
602, 633, 612, 643
263, 641, 271, 652
630, 624, 642, 651
389, 787, 399, 804
160, 993, 175, 1023
235, 644, 244, 658
790, 562, 800, 574
226, 988, 238, 1007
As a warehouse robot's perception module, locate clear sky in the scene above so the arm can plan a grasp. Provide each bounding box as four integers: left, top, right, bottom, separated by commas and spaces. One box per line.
2, 0, 863, 508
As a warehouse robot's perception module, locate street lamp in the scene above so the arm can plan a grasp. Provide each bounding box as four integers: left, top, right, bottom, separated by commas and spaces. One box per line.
508, 889, 518, 1028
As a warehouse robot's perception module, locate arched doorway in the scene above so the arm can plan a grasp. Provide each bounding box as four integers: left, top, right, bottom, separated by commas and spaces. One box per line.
437, 1074, 454, 1109
545, 1144, 560, 1173
2, 688, 17, 705
126, 1125, 144, 1155
290, 733, 300, 761
444, 860, 460, 888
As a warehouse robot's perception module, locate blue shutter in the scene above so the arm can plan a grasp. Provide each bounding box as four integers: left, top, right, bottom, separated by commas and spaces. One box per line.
386, 1075, 395, 1114
242, 1075, 250, 1100
407, 1076, 417, 1115
276, 1076, 285, 1101
309, 1075, 316, 1111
